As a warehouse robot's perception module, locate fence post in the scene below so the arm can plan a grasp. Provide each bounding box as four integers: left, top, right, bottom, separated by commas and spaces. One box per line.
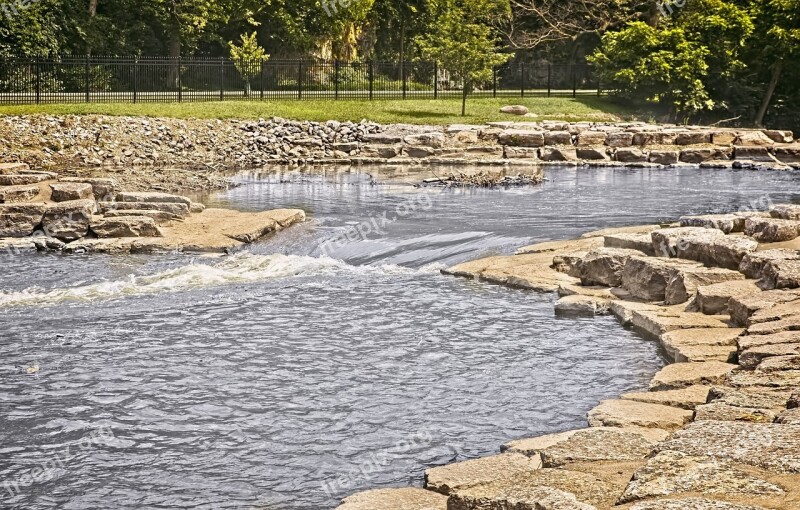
433, 61, 438, 99
520, 62, 525, 98
402, 61, 407, 99
492, 66, 497, 98
547, 63, 552, 97
260, 60, 265, 100
35, 57, 41, 105
334, 59, 340, 100
368, 60, 374, 100
219, 57, 224, 101
297, 60, 302, 99
85, 55, 90, 103
133, 57, 138, 104
572, 65, 577, 98
177, 56, 182, 102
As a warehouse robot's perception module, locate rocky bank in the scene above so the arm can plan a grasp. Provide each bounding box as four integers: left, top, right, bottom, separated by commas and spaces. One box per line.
338, 209, 800, 509
0, 115, 798, 193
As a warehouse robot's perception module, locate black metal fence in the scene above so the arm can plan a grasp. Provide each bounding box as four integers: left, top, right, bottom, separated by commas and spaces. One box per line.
0, 56, 601, 104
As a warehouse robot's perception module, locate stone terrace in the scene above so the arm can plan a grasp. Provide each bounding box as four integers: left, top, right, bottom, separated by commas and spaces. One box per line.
337, 207, 800, 509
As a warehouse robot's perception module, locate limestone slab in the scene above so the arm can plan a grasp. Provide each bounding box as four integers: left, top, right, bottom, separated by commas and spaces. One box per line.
0, 184, 39, 203
666, 268, 746, 306
729, 289, 800, 326
335, 488, 447, 510
90, 216, 163, 238
649, 362, 737, 391
604, 233, 657, 255
756, 354, 800, 372
677, 234, 758, 270
737, 331, 800, 350
50, 182, 93, 202
424, 453, 540, 495
707, 386, 794, 409
680, 214, 745, 234
744, 217, 800, 243
0, 203, 45, 237
630, 308, 731, 339
629, 498, 772, 510
621, 385, 712, 410
587, 399, 692, 430
739, 249, 800, 280
99, 201, 190, 217
622, 256, 703, 301
696, 281, 762, 315
693, 402, 778, 423
761, 259, 800, 289
651, 227, 724, 258
116, 191, 192, 205
748, 300, 800, 324
59, 177, 117, 200
41, 199, 96, 241
576, 248, 646, 287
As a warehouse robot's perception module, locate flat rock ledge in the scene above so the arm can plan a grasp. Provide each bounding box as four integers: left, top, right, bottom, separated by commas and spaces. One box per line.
338, 208, 800, 510
0, 167, 305, 255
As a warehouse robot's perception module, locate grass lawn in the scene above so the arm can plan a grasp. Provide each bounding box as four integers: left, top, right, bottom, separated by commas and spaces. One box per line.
0, 97, 651, 125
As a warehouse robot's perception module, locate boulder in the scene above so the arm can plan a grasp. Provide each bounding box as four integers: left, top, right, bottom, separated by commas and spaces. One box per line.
446, 468, 618, 510
576, 248, 647, 287
0, 174, 49, 186
618, 451, 783, 504
695, 280, 762, 315
552, 251, 587, 275
498, 130, 545, 147
665, 267, 745, 306
115, 191, 192, 205
651, 227, 724, 258
0, 203, 47, 237
654, 420, 800, 473
90, 216, 163, 238
0, 184, 39, 203
649, 361, 737, 390
679, 214, 745, 234
504, 427, 663, 467
770, 203, 800, 220
736, 131, 775, 146
744, 217, 800, 243
360, 144, 400, 158
622, 256, 704, 301
41, 200, 96, 241
739, 249, 800, 279
404, 146, 435, 158
424, 453, 540, 495
49, 182, 94, 202
621, 385, 712, 410
335, 488, 447, 510
500, 105, 529, 115
677, 234, 758, 270
649, 150, 680, 165
615, 147, 648, 163
762, 129, 794, 143
604, 233, 655, 255
587, 399, 693, 430
760, 258, 800, 289
629, 498, 772, 510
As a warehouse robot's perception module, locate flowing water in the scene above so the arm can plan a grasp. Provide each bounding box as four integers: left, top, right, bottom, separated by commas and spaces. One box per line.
1, 166, 799, 509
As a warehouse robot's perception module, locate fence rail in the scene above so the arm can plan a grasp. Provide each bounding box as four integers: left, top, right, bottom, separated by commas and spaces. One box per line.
0, 56, 602, 105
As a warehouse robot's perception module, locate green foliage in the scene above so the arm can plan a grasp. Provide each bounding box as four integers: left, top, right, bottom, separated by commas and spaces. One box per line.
589, 22, 713, 119
228, 32, 269, 80
415, 0, 511, 114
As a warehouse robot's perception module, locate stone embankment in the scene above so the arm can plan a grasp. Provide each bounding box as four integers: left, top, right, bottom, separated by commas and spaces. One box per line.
0, 115, 797, 192
0, 162, 304, 255
338, 208, 800, 509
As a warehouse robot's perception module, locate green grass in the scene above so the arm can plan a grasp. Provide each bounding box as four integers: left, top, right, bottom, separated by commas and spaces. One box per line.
0, 97, 649, 125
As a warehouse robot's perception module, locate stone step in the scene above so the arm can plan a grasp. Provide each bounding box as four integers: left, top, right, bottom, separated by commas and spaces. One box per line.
115, 191, 192, 205
678, 234, 759, 270
708, 385, 795, 409
628, 498, 773, 510
50, 182, 94, 202
744, 217, 800, 243
59, 177, 117, 200
0, 174, 50, 186
335, 488, 446, 510
739, 249, 800, 280
660, 328, 743, 363
740, 342, 800, 370
575, 247, 648, 287
629, 307, 730, 339
737, 331, 800, 351
42, 200, 97, 241
0, 162, 30, 175
588, 399, 693, 430
649, 361, 738, 390
0, 184, 40, 203
621, 385, 712, 410
621, 256, 704, 301
98, 201, 190, 217
679, 214, 746, 233
90, 216, 163, 238
651, 227, 724, 258
693, 401, 779, 422
760, 258, 800, 289
0, 203, 46, 237
424, 453, 540, 495
728, 289, 800, 326
695, 280, 762, 315
103, 209, 183, 224
604, 232, 656, 255
667, 267, 746, 306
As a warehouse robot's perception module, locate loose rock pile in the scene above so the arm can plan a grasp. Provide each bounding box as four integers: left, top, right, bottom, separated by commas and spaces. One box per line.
339, 207, 800, 510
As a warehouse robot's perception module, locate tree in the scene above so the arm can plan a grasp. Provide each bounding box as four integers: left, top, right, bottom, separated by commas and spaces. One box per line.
588, 22, 713, 120
416, 0, 511, 115
228, 31, 268, 96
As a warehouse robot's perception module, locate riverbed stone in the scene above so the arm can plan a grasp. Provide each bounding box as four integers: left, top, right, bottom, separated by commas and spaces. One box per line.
49, 182, 94, 202
665, 267, 746, 306
446, 468, 619, 509
498, 130, 545, 147
576, 248, 647, 287
604, 233, 656, 255
621, 385, 712, 410
629, 498, 772, 510
770, 204, 800, 221
99, 201, 190, 217
744, 217, 800, 243
0, 174, 49, 186
651, 227, 724, 258
696, 280, 762, 315
739, 249, 800, 280
504, 427, 664, 467
618, 451, 784, 504
680, 214, 746, 234
116, 191, 192, 205
677, 234, 759, 270
622, 256, 704, 301
760, 259, 800, 289
0, 184, 39, 203
41, 199, 96, 241
90, 216, 163, 238
424, 453, 540, 495
650, 361, 737, 390
500, 105, 529, 115
587, 399, 693, 430
655, 421, 800, 473
335, 488, 447, 510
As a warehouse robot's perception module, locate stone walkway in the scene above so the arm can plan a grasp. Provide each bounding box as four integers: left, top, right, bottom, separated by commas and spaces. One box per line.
338, 209, 800, 509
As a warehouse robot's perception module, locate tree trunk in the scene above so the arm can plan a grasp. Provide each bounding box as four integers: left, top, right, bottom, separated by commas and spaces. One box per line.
89, 0, 97, 16
167, 33, 181, 90
461, 84, 468, 116
755, 60, 783, 127
399, 17, 405, 81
